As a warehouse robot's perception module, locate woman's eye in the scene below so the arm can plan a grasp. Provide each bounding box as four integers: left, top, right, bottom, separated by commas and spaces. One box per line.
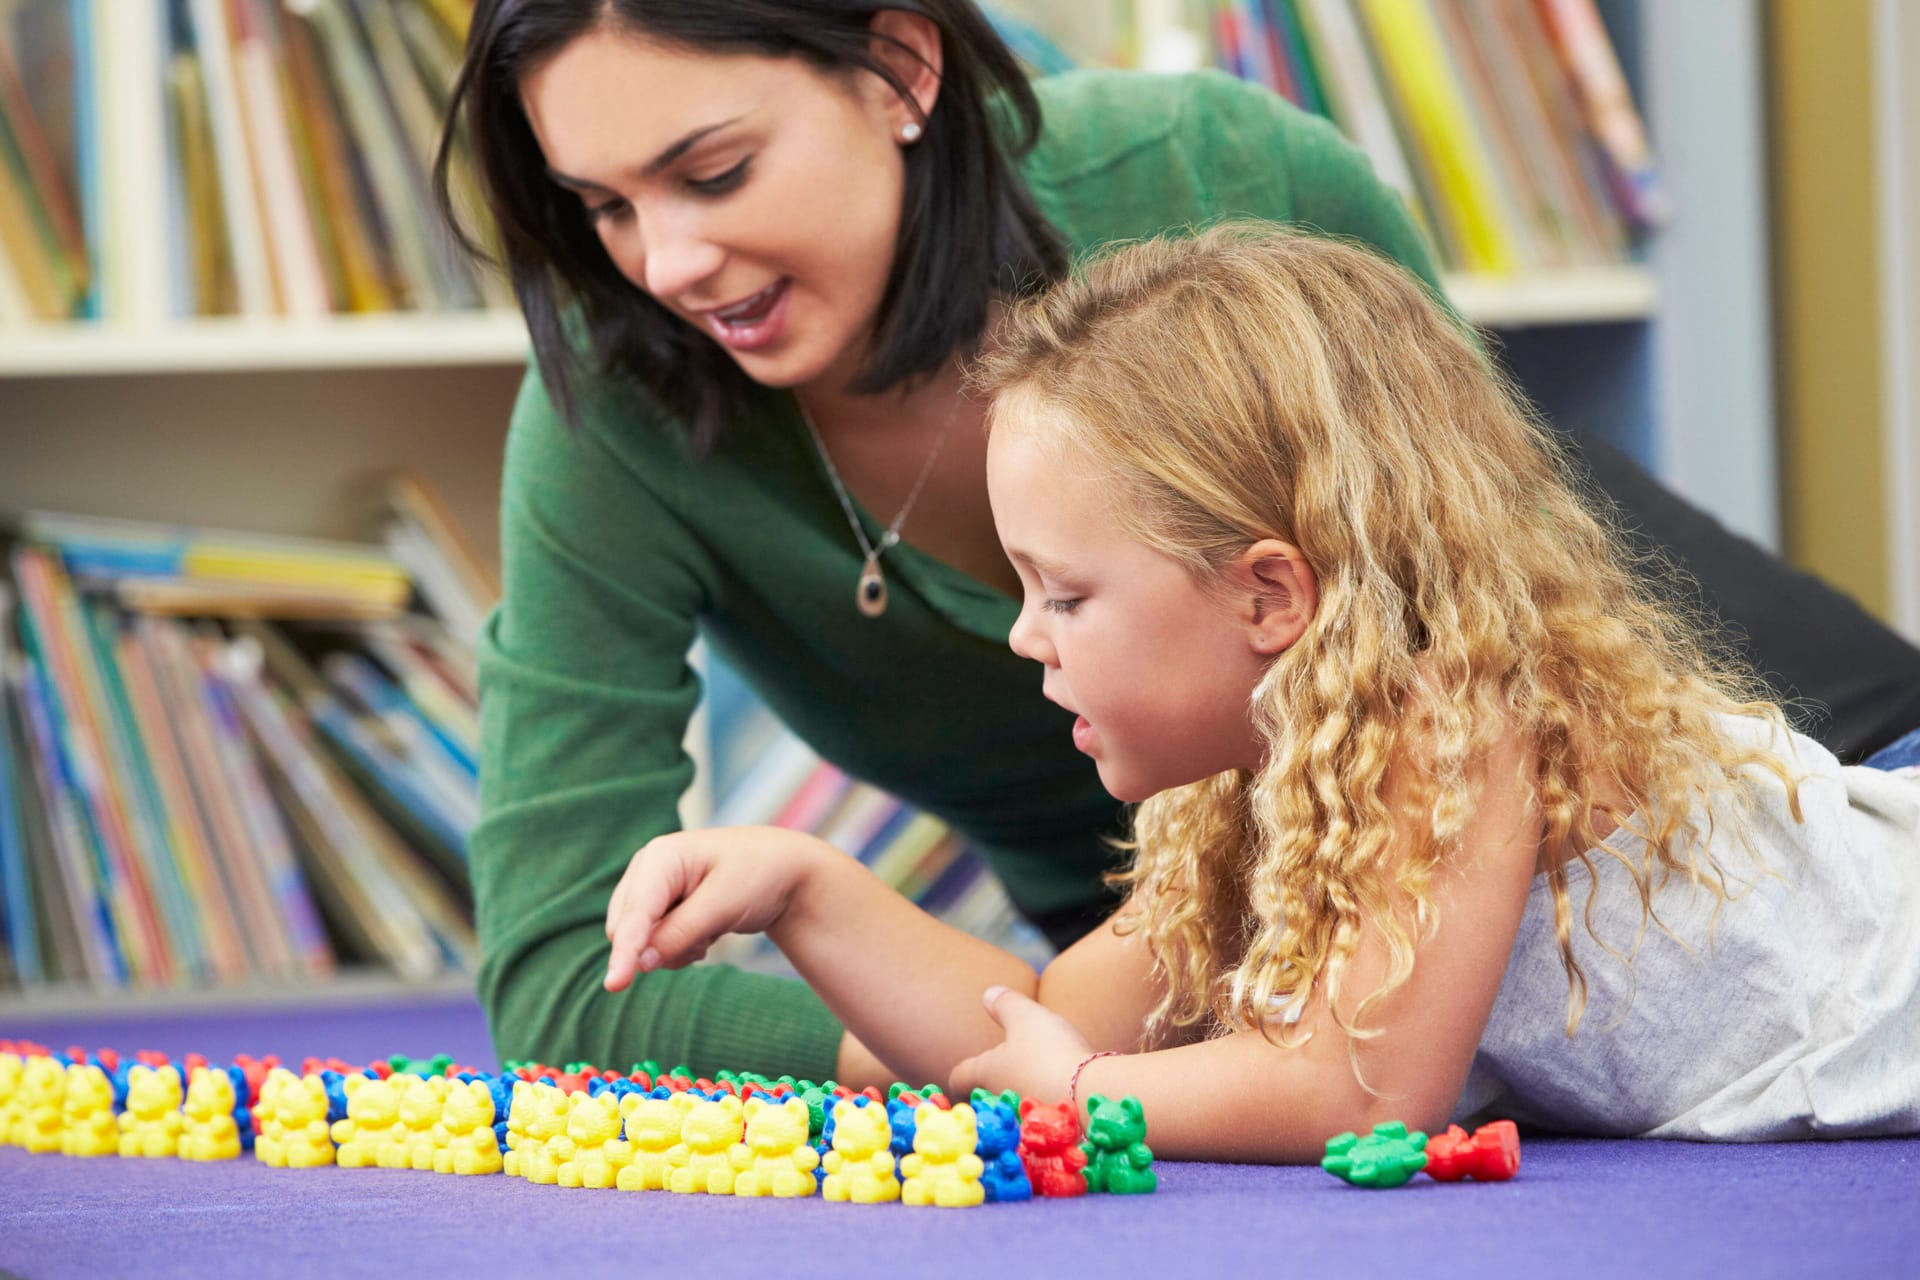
585, 198, 629, 224
1042, 598, 1082, 616
688, 158, 750, 196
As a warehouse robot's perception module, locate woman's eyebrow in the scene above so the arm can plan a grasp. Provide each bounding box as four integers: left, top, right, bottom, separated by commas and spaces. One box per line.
547, 115, 748, 191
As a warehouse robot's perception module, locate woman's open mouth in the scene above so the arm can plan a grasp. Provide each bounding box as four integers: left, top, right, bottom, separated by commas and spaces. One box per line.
706, 279, 791, 352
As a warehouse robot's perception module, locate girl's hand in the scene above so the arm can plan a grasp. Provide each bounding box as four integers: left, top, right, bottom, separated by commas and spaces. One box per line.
948, 986, 1095, 1103
603, 826, 830, 991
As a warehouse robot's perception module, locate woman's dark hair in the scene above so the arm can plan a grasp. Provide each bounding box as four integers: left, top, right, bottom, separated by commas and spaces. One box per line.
434, 1, 1068, 449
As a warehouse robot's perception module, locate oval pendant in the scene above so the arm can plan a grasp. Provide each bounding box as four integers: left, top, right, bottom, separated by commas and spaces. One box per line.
856, 562, 888, 618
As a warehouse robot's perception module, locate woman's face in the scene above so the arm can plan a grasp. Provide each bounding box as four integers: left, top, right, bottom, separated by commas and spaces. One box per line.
520, 27, 914, 392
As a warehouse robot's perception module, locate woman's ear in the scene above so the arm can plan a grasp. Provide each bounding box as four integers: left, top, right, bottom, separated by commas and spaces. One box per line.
868, 10, 944, 131
1234, 538, 1317, 655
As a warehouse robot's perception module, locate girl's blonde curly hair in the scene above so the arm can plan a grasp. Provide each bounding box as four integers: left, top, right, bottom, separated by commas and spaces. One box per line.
969, 223, 1800, 1052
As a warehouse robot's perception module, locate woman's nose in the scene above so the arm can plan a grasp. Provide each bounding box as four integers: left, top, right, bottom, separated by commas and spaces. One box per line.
636, 213, 726, 303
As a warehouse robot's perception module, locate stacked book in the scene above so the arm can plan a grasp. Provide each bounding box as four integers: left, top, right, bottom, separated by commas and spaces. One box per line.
0, 0, 504, 325
1135, 0, 1662, 274
0, 474, 491, 992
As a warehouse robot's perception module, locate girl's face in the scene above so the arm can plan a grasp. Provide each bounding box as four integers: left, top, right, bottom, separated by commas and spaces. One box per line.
987, 425, 1273, 804
519, 28, 914, 393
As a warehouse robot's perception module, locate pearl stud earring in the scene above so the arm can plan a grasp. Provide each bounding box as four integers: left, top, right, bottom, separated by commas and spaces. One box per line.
900, 121, 923, 144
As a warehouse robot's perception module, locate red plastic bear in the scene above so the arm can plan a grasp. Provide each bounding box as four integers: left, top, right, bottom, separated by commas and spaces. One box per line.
231, 1054, 282, 1106
1017, 1099, 1089, 1197
1424, 1121, 1521, 1182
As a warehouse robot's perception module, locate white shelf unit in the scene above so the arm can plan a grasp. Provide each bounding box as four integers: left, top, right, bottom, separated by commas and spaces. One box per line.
0, 311, 532, 377
0, 267, 1658, 379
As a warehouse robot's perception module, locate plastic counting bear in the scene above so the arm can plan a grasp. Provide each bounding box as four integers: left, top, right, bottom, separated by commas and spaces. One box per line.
1322, 1119, 1522, 1188
0, 1039, 1164, 1207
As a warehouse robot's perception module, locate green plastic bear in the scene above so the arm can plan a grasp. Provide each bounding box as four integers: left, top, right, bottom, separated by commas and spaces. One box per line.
1080, 1094, 1158, 1194
1321, 1121, 1430, 1188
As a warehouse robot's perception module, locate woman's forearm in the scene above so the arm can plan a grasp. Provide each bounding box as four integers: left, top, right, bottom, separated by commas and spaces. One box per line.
771, 849, 1038, 1086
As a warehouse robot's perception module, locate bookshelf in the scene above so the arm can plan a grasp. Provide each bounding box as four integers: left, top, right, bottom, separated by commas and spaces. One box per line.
0, 311, 530, 377
0, 0, 1771, 1007
0, 264, 1658, 380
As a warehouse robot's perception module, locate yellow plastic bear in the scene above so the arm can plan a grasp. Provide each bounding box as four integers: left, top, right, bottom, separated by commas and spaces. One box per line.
900, 1102, 985, 1208
0, 1047, 28, 1146
556, 1091, 633, 1189
822, 1097, 901, 1204
381, 1074, 449, 1171
502, 1080, 537, 1176
179, 1067, 242, 1162
253, 1068, 293, 1166
17, 1055, 67, 1154
331, 1074, 401, 1169
615, 1091, 690, 1192
668, 1093, 745, 1195
732, 1096, 820, 1198
521, 1084, 577, 1185
60, 1063, 119, 1157
256, 1068, 336, 1169
118, 1064, 185, 1158
431, 1079, 502, 1176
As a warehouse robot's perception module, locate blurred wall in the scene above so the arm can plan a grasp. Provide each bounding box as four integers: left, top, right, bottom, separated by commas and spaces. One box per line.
1768, 0, 1888, 618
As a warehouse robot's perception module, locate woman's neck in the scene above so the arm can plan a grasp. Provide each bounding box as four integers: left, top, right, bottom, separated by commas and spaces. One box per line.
794, 354, 969, 441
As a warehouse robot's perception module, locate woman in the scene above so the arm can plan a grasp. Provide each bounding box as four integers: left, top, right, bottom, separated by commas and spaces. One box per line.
438, 0, 1920, 1085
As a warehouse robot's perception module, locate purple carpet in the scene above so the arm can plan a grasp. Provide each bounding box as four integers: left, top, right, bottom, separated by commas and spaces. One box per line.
3, 997, 1917, 1280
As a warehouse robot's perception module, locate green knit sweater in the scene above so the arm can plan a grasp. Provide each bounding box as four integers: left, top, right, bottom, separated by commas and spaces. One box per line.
473, 69, 1445, 1081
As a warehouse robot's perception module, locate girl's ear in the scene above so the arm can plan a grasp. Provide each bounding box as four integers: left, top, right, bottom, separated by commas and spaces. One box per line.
868, 10, 944, 129
1235, 539, 1318, 655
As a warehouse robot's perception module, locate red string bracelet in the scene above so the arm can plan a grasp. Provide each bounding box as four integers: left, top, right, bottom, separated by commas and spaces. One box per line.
1067, 1049, 1119, 1123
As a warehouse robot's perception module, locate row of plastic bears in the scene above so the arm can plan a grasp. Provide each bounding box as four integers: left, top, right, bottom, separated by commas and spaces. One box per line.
497, 1079, 1155, 1204
0, 1043, 259, 1162
1321, 1120, 1521, 1188
0, 1042, 1156, 1201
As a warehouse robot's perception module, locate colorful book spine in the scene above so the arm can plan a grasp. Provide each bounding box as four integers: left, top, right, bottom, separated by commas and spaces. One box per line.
11, 549, 172, 985
113, 619, 250, 983
0, 586, 42, 985
193, 630, 334, 978
137, 614, 293, 976
1356, 0, 1522, 275
1532, 0, 1667, 227
230, 0, 331, 317
78, 601, 208, 982
220, 637, 446, 980
11, 653, 121, 984
94, 0, 172, 324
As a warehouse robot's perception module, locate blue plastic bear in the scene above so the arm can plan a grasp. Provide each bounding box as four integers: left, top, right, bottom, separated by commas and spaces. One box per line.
969, 1089, 1033, 1203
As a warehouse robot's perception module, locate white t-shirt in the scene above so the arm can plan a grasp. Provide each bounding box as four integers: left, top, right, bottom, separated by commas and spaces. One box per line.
1455, 717, 1920, 1140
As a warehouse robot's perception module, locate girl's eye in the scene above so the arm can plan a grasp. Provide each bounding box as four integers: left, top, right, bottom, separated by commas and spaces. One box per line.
1042, 598, 1082, 616
688, 157, 750, 196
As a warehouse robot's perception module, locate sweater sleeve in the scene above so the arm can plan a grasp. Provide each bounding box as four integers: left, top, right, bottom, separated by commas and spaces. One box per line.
471, 368, 844, 1080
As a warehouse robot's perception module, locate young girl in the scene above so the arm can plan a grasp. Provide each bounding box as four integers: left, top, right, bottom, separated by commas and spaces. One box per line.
602, 224, 1920, 1160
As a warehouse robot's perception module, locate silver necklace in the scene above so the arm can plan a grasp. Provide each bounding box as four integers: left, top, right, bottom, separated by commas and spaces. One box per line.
797, 392, 962, 618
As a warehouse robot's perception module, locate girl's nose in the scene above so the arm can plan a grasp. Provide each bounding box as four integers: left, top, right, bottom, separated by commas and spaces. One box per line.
1007, 606, 1054, 667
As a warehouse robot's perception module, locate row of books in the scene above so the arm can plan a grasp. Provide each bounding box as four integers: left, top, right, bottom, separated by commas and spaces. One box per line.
1106, 0, 1663, 274
0, 477, 492, 991
0, 0, 506, 325
0, 475, 1046, 991
698, 714, 1054, 975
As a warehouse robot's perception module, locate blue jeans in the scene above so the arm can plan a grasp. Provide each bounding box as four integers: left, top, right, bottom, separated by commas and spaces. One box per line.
1863, 725, 1920, 770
